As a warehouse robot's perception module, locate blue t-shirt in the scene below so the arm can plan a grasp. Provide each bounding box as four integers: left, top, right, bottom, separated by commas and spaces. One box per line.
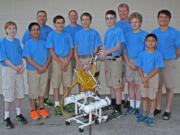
124, 30, 148, 59
152, 27, 180, 60
135, 50, 164, 74
0, 37, 22, 67
74, 28, 102, 56
116, 20, 132, 34
64, 24, 82, 44
22, 39, 50, 70
104, 27, 125, 56
22, 25, 53, 44
46, 30, 74, 57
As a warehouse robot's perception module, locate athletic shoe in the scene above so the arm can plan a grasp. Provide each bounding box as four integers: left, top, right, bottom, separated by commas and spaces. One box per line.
125, 106, 135, 115
63, 104, 74, 113
137, 115, 147, 123
16, 114, 27, 124
55, 106, 62, 116
39, 109, 49, 118
135, 108, 141, 118
108, 110, 122, 120
44, 98, 53, 106
145, 116, 155, 126
4, 117, 14, 129
30, 110, 40, 120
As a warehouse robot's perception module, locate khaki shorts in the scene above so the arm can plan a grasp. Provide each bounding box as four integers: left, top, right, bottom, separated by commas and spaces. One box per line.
105, 57, 122, 88
51, 58, 72, 88
141, 73, 158, 100
159, 59, 175, 89
2, 66, 24, 102
27, 70, 48, 99
125, 59, 141, 84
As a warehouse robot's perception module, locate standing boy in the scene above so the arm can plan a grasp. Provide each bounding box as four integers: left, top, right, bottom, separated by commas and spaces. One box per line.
135, 34, 164, 126
99, 10, 125, 119
74, 12, 102, 87
152, 10, 180, 120
22, 10, 53, 106
23, 22, 50, 120
0, 21, 27, 129
46, 15, 74, 116
123, 12, 148, 117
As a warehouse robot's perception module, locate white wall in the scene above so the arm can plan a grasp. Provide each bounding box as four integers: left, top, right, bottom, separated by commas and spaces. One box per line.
0, 0, 180, 94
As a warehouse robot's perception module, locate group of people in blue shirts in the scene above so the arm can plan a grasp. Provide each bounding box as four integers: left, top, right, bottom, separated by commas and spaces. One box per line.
0, 3, 180, 129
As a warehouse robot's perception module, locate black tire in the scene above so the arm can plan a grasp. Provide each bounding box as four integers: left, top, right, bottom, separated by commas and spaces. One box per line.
65, 121, 70, 125
79, 128, 84, 132
95, 119, 99, 124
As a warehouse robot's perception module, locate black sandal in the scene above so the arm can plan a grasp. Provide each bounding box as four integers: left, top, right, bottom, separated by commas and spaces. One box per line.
154, 109, 161, 116
163, 112, 171, 120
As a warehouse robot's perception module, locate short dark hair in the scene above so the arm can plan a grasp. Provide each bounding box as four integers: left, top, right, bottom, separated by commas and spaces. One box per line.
158, 9, 171, 19
28, 22, 40, 31
53, 15, 65, 23
37, 10, 47, 16
145, 33, 158, 41
105, 10, 116, 18
80, 12, 92, 21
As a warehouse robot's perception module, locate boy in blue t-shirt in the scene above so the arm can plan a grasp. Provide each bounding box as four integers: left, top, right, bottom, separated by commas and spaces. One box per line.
123, 12, 148, 117
23, 22, 51, 120
46, 15, 74, 116
74, 12, 102, 82
22, 10, 53, 107
116, 3, 132, 108
135, 34, 164, 126
152, 10, 180, 120
0, 21, 27, 129
99, 10, 125, 120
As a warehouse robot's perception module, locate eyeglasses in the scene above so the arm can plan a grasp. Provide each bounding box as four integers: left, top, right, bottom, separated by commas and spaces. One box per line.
55, 22, 65, 24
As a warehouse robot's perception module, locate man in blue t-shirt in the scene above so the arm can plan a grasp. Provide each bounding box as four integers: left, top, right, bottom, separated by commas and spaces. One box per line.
116, 3, 132, 108
64, 10, 82, 77
152, 10, 180, 120
22, 10, 53, 107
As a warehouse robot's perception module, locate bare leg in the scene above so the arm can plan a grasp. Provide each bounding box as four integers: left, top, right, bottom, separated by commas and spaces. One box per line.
150, 99, 155, 114
110, 86, 116, 99
44, 79, 51, 99
155, 84, 163, 110
29, 98, 36, 111
143, 97, 148, 112
54, 88, 59, 102
38, 96, 44, 109
15, 98, 21, 108
115, 87, 122, 104
165, 88, 173, 112
135, 84, 141, 100
129, 81, 135, 100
